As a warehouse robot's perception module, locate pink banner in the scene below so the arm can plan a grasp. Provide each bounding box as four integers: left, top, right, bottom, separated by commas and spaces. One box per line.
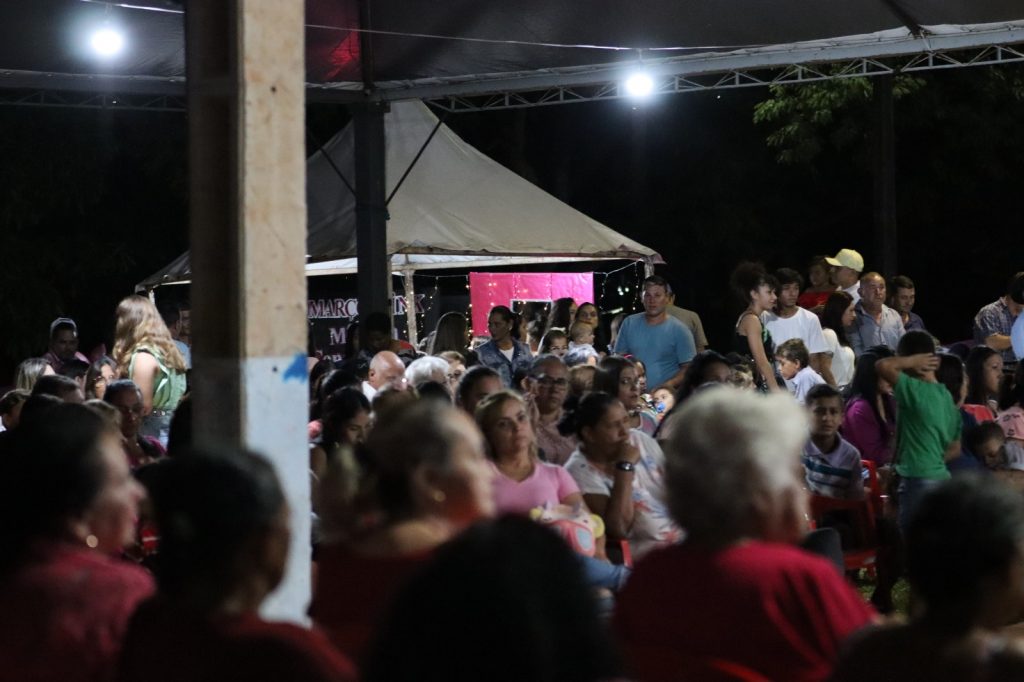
469, 272, 594, 336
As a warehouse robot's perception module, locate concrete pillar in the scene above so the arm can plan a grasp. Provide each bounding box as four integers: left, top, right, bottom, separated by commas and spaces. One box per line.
186, 0, 310, 622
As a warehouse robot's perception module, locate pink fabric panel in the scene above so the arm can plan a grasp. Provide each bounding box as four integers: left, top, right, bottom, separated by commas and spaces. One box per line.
469, 272, 593, 336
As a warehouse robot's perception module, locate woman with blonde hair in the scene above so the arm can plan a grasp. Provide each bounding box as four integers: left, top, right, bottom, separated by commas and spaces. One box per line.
112, 296, 187, 446
475, 390, 582, 514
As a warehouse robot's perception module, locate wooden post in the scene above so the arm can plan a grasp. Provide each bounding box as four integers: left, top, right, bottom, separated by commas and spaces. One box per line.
873, 74, 898, 278
186, 0, 310, 621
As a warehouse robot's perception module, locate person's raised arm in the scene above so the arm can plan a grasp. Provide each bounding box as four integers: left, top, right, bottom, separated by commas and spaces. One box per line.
984, 333, 1013, 351
874, 353, 939, 387
739, 314, 779, 391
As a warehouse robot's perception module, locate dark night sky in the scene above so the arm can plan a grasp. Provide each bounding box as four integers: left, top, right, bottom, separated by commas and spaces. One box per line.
2, 63, 1024, 381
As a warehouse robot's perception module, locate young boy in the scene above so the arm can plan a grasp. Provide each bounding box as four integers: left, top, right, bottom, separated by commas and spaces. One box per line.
775, 338, 825, 405
802, 384, 865, 500
965, 421, 1009, 471
875, 331, 962, 532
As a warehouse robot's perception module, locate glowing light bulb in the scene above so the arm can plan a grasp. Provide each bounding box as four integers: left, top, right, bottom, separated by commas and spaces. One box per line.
90, 28, 125, 57
624, 72, 654, 98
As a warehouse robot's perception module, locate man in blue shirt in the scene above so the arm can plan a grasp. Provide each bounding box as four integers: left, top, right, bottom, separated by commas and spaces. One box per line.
613, 276, 696, 390
847, 272, 906, 357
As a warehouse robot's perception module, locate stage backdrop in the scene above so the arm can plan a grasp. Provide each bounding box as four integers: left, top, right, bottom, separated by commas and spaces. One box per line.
469, 272, 594, 337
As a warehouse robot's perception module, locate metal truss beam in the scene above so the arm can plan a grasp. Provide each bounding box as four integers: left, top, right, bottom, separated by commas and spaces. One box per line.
424, 43, 1024, 112
0, 88, 186, 112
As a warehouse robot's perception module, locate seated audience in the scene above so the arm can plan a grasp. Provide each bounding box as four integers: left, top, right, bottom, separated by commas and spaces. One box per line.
776, 338, 826, 405
613, 389, 875, 682
0, 403, 154, 682
454, 365, 502, 416
997, 363, 1024, 470
310, 401, 494, 663
437, 350, 467, 396
564, 392, 682, 559
476, 390, 582, 515
564, 343, 600, 367
594, 355, 658, 436
524, 355, 577, 465
363, 516, 621, 682
404, 355, 449, 391
31, 373, 85, 403
569, 320, 597, 352
116, 451, 355, 682
820, 291, 857, 390
361, 351, 408, 402
310, 388, 371, 480
833, 476, 1024, 681
568, 364, 597, 397
654, 350, 732, 439
842, 346, 897, 466
85, 356, 118, 400
803, 383, 864, 500
104, 380, 166, 469
0, 388, 29, 432
539, 328, 569, 358
14, 356, 55, 392
964, 345, 1003, 422
59, 359, 91, 393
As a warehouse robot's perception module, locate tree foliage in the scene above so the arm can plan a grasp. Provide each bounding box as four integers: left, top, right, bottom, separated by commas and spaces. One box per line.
752, 74, 924, 165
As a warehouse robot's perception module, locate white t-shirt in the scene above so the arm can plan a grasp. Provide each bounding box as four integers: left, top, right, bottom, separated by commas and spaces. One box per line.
843, 283, 861, 305
822, 328, 855, 390
762, 307, 829, 355
499, 346, 515, 362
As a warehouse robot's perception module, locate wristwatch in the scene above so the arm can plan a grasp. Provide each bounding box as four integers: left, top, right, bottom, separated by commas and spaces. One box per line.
615, 461, 636, 473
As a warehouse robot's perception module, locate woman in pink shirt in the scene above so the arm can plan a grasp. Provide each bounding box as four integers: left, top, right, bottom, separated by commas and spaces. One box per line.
475, 390, 582, 514
476, 390, 630, 592
842, 346, 897, 466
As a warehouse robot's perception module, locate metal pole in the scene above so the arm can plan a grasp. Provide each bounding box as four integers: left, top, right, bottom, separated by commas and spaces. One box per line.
353, 103, 391, 319
873, 73, 898, 278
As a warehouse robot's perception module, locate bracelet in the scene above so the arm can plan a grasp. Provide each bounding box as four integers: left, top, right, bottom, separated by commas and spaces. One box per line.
615, 461, 636, 473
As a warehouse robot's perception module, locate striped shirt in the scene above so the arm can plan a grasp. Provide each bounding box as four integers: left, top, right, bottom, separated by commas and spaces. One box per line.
802, 436, 865, 500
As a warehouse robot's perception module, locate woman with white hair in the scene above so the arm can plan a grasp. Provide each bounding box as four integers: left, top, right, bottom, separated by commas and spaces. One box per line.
613, 389, 875, 682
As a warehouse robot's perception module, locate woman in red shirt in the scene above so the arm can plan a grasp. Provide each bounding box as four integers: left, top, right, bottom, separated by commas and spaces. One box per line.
613, 389, 876, 682
0, 402, 154, 682
310, 401, 495, 664
116, 450, 355, 682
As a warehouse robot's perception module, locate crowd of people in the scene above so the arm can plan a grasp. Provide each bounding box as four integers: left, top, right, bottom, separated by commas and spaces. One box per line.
2, 253, 1024, 681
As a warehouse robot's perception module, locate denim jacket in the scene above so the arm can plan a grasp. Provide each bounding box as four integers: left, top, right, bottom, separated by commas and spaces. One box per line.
476, 339, 534, 387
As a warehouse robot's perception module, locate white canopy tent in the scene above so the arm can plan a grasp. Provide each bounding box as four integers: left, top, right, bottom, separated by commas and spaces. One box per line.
138, 100, 661, 343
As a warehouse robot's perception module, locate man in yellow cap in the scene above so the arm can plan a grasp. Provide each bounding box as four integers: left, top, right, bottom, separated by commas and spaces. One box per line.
825, 249, 864, 304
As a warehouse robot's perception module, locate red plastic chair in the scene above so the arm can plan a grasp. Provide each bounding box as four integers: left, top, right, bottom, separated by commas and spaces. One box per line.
808, 487, 879, 575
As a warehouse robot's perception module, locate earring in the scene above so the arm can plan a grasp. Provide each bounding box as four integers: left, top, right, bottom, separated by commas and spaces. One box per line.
432, 490, 447, 503
85, 534, 99, 549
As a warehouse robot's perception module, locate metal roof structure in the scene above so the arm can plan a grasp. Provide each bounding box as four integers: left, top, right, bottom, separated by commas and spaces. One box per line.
2, 1, 1023, 112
